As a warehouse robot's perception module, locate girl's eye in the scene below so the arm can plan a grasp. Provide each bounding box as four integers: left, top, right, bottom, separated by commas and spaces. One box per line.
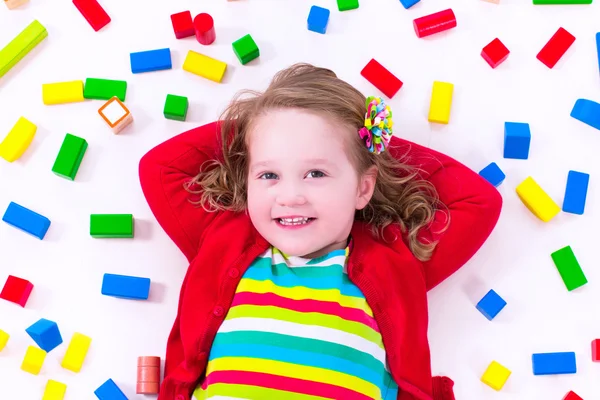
306, 170, 326, 178
259, 172, 278, 180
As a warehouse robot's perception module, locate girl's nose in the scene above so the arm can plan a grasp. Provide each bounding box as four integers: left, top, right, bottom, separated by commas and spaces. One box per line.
275, 183, 308, 207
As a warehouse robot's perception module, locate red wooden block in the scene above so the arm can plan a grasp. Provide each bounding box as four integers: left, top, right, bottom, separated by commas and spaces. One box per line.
0, 275, 33, 307
413, 9, 456, 38
592, 339, 600, 361
360, 59, 403, 99
72, 0, 111, 32
171, 11, 195, 39
482, 38, 510, 68
563, 391, 583, 400
537, 27, 575, 69
194, 13, 216, 45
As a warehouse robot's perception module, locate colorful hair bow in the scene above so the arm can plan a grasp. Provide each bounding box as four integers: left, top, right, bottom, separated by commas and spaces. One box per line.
358, 96, 393, 155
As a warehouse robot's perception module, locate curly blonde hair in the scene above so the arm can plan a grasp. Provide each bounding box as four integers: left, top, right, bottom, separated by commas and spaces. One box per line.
187, 63, 447, 261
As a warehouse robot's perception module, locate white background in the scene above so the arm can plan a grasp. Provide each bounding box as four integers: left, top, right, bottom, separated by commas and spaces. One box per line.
1, 0, 599, 399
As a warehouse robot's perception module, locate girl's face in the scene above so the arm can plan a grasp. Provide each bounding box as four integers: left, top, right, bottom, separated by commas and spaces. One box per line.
246, 108, 376, 259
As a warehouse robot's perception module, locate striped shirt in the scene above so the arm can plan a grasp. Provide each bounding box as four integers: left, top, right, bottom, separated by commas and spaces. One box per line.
193, 242, 399, 400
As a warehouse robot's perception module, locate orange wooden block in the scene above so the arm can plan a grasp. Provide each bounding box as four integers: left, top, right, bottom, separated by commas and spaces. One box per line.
136, 356, 160, 394
5, 0, 29, 9
98, 96, 133, 134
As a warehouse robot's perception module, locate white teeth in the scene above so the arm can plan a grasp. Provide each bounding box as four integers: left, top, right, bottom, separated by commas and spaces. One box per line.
279, 217, 312, 225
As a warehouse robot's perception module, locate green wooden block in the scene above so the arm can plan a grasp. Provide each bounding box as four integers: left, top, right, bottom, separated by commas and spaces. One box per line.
337, 0, 359, 10
51, 133, 88, 180
0, 20, 48, 79
163, 94, 188, 121
232, 34, 260, 65
83, 78, 127, 101
551, 245, 587, 291
90, 214, 134, 238
533, 0, 591, 3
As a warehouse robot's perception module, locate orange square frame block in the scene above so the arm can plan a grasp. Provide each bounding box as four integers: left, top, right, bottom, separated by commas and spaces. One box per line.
98, 96, 133, 134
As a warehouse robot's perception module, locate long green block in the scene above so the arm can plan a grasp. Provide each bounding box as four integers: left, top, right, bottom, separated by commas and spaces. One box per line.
52, 133, 88, 180
0, 20, 48, 79
551, 246, 587, 291
90, 214, 134, 238
232, 34, 260, 65
533, 0, 592, 3
337, 0, 359, 11
83, 78, 127, 101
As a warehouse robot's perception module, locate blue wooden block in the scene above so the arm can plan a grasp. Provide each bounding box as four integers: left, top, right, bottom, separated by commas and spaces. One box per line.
596, 33, 600, 77
130, 48, 172, 73
503, 122, 531, 160
101, 274, 150, 300
25, 318, 63, 353
571, 99, 600, 131
479, 162, 505, 187
476, 289, 506, 321
307, 6, 330, 34
399, 0, 420, 8
563, 170, 589, 215
532, 352, 576, 375
94, 379, 128, 400
2, 201, 51, 239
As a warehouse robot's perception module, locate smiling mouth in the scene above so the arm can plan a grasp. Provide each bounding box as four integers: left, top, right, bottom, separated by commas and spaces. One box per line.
276, 217, 316, 226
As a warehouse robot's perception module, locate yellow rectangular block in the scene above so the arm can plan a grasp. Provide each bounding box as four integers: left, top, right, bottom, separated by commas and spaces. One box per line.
42, 80, 84, 105
481, 361, 511, 391
42, 380, 67, 400
61, 332, 92, 373
0, 329, 9, 351
183, 50, 227, 83
516, 176, 560, 222
0, 116, 37, 162
21, 345, 46, 375
428, 81, 454, 124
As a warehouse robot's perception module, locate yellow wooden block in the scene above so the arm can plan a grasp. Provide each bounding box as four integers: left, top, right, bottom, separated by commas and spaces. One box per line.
428, 81, 454, 124
0, 116, 37, 162
21, 345, 46, 375
42, 80, 84, 105
516, 176, 560, 222
42, 380, 67, 400
0, 329, 9, 351
481, 361, 511, 391
61, 332, 92, 373
183, 50, 227, 83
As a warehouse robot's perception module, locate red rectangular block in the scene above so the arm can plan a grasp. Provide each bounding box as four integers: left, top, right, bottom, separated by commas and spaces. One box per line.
72, 0, 111, 32
592, 339, 600, 361
482, 38, 510, 68
563, 391, 583, 400
360, 59, 403, 99
537, 27, 575, 69
171, 11, 195, 39
0, 275, 33, 307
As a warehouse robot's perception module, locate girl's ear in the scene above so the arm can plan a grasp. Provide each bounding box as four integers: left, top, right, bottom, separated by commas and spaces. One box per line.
356, 165, 378, 210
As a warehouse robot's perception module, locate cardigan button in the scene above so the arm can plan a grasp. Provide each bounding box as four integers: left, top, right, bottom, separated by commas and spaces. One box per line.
213, 306, 224, 317
228, 268, 240, 278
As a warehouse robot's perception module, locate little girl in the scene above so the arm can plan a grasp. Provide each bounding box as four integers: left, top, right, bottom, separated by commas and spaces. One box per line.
139, 63, 502, 400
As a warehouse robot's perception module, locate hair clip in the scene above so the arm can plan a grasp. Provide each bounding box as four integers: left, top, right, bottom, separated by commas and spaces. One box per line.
358, 96, 393, 155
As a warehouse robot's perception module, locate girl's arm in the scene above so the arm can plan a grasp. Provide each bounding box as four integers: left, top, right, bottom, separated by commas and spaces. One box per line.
138, 121, 222, 262
389, 136, 503, 291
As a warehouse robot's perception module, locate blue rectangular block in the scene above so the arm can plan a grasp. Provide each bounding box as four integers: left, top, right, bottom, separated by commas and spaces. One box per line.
571, 99, 600, 131
26, 318, 63, 353
563, 170, 589, 215
101, 273, 150, 300
2, 201, 50, 239
532, 352, 576, 375
307, 5, 330, 34
94, 378, 128, 400
596, 33, 600, 77
400, 0, 420, 8
476, 289, 506, 321
504, 122, 531, 160
130, 48, 172, 73
479, 162, 505, 187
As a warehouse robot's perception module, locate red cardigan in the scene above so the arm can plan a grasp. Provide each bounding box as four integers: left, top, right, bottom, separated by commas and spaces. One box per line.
138, 121, 503, 400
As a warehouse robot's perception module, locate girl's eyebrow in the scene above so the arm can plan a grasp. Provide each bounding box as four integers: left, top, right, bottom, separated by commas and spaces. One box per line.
250, 158, 334, 172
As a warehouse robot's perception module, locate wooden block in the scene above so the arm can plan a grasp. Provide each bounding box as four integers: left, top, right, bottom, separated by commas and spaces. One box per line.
428, 81, 454, 124
21, 345, 47, 375
337, 0, 359, 11
136, 356, 161, 394
61, 332, 92, 373
4, 0, 29, 9
130, 48, 171, 73
0, 275, 33, 307
551, 245, 587, 291
0, 329, 9, 351
592, 339, 600, 362
482, 38, 509, 68
90, 214, 134, 238
42, 81, 85, 105
2, 201, 51, 239
98, 97, 133, 134
95, 379, 127, 400
481, 361, 511, 391
164, 94, 188, 121
562, 170, 589, 214
183, 50, 227, 83
516, 177, 560, 222
537, 27, 575, 68
72, 0, 111, 31
563, 391, 583, 400
532, 352, 576, 375
232, 34, 259, 65
360, 59, 403, 99
0, 116, 37, 162
0, 20, 47, 79
170, 11, 195, 39
42, 380, 67, 400
102, 274, 150, 300
83, 78, 127, 101
52, 133, 88, 180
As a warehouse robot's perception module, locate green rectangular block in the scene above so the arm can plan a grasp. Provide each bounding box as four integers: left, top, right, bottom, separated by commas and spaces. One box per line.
83, 78, 127, 101
533, 0, 591, 3
551, 245, 587, 291
52, 133, 88, 180
90, 214, 134, 238
0, 20, 48, 78
163, 94, 188, 121
232, 34, 260, 65
337, 0, 359, 10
